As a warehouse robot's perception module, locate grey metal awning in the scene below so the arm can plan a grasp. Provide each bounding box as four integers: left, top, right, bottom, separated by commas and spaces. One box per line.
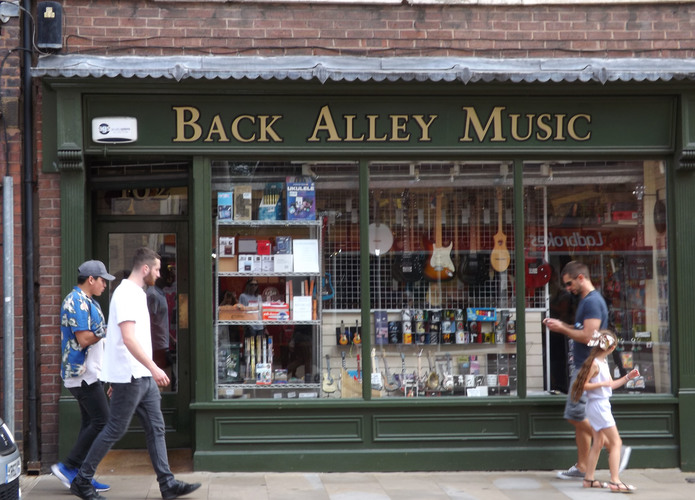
31, 54, 695, 84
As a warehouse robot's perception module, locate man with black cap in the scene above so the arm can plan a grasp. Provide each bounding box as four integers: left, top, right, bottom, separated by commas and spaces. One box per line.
52, 260, 115, 493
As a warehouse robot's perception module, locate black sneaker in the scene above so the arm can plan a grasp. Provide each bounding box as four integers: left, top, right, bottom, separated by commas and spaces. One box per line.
161, 480, 202, 500
70, 474, 107, 500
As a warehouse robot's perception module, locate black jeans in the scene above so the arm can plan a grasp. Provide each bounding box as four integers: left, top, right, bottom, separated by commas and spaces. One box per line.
65, 380, 110, 469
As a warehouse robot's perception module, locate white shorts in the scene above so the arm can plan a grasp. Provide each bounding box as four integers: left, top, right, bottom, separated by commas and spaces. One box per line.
586, 398, 616, 431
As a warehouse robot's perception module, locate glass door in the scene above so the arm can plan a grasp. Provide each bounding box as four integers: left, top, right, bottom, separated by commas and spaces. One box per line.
96, 221, 191, 447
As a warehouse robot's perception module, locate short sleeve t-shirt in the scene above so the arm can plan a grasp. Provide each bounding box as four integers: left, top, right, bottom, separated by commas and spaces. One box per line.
102, 278, 153, 383
570, 290, 608, 370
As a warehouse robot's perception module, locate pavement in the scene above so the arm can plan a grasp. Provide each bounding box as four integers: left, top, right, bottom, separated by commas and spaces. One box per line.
19, 464, 695, 499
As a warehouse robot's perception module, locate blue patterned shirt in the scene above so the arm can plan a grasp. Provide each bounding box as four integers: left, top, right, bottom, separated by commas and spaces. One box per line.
60, 286, 107, 380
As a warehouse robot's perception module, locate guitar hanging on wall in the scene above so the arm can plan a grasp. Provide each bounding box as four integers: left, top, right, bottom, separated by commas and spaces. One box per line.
490, 187, 511, 273
423, 191, 455, 281
392, 189, 424, 283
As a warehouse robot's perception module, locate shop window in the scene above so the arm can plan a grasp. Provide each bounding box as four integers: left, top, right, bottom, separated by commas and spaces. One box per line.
363, 161, 518, 398
526, 160, 670, 396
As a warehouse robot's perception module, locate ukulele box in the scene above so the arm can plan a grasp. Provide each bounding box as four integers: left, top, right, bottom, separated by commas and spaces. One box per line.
286, 176, 316, 220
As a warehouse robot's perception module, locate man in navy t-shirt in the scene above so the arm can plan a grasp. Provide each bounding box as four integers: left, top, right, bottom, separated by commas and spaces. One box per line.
544, 261, 611, 480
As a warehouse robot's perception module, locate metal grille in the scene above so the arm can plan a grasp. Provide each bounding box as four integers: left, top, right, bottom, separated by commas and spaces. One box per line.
321, 185, 520, 312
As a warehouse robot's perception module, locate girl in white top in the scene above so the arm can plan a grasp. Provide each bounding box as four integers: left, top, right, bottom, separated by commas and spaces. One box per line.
571, 329, 639, 493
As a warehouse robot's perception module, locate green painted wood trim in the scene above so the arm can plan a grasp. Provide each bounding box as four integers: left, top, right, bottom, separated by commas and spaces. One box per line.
513, 159, 527, 398
191, 399, 679, 472
57, 168, 87, 460
191, 156, 214, 404
359, 159, 372, 399
674, 149, 695, 470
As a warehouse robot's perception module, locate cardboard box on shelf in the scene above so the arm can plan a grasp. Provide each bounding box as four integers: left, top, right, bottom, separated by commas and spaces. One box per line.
218, 256, 238, 272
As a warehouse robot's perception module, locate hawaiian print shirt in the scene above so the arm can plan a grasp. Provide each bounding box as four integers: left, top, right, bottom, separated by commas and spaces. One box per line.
60, 286, 107, 380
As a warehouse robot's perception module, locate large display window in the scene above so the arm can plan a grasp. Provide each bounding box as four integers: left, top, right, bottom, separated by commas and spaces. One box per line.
211, 159, 670, 400
527, 160, 670, 395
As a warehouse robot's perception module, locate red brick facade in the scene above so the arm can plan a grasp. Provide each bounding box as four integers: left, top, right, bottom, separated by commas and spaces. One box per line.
9, 0, 695, 470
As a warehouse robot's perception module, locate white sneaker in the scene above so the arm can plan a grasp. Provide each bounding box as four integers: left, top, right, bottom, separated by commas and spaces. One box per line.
619, 445, 632, 473
557, 463, 585, 480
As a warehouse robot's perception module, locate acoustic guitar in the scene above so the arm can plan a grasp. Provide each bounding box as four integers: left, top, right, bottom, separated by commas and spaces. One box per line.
381, 352, 400, 392
423, 192, 455, 281
490, 188, 511, 273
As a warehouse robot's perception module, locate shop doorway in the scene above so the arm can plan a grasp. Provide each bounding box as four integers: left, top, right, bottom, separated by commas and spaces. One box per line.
96, 221, 191, 448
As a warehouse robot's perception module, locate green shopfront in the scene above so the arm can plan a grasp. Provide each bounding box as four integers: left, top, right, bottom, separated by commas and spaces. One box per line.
34, 56, 695, 472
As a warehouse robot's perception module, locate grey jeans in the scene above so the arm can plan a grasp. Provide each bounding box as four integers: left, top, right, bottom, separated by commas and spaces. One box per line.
77, 376, 175, 490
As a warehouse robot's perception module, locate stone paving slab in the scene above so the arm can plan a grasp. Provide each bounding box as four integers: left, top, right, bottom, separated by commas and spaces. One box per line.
20, 468, 695, 500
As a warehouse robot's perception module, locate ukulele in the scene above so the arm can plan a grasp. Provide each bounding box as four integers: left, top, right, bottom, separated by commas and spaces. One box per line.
490, 187, 511, 273
322, 354, 338, 394
423, 192, 455, 281
393, 189, 424, 283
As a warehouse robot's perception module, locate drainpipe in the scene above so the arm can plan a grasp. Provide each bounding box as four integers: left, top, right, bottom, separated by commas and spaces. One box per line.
22, 0, 39, 471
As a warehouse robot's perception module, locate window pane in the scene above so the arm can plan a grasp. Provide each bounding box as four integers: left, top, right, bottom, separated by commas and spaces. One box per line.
366, 161, 518, 398
527, 160, 670, 395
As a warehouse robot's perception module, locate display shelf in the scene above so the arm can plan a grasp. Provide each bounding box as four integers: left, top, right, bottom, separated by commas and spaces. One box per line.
218, 320, 321, 326
218, 219, 321, 227
214, 212, 323, 399
219, 271, 320, 278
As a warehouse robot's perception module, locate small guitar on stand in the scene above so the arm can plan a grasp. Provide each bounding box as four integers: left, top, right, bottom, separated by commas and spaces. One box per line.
382, 352, 400, 392
371, 348, 384, 391
322, 354, 338, 394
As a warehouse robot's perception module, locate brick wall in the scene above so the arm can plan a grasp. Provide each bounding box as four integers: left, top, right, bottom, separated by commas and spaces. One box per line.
53, 1, 695, 58
29, 0, 695, 469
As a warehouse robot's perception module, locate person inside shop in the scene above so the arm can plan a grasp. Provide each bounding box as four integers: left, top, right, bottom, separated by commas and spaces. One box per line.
287, 324, 313, 382
236, 278, 265, 338
146, 263, 172, 388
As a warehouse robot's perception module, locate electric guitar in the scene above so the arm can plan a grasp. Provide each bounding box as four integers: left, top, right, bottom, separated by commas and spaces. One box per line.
322, 354, 338, 394
338, 320, 349, 346
392, 189, 424, 283
353, 319, 361, 345
322, 272, 335, 301
423, 192, 455, 281
459, 192, 489, 287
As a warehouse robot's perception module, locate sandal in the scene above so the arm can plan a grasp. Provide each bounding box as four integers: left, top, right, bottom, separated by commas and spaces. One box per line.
609, 481, 636, 493
583, 478, 607, 489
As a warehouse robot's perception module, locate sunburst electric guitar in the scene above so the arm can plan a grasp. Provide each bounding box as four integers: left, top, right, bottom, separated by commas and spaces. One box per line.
423, 192, 455, 281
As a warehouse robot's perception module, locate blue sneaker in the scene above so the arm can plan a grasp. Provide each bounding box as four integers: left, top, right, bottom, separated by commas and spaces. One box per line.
51, 462, 77, 489
92, 478, 111, 492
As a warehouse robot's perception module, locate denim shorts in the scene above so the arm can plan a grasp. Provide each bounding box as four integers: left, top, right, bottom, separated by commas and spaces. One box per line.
564, 372, 587, 421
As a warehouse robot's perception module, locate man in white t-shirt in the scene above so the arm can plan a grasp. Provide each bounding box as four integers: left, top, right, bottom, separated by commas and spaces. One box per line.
70, 248, 200, 500
52, 260, 114, 494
